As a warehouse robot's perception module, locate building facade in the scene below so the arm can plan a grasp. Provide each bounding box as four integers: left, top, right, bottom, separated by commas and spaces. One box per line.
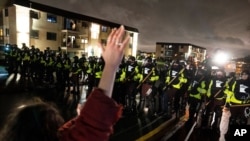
0, 0, 139, 58
155, 42, 206, 63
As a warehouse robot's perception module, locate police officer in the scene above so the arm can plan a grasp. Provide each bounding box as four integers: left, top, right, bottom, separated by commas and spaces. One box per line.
44, 49, 54, 83
78, 54, 87, 83
203, 68, 228, 129
224, 70, 250, 125
21, 48, 31, 78
32, 48, 41, 81
29, 46, 37, 79
112, 57, 126, 106
138, 56, 159, 117
162, 60, 187, 117
85, 56, 96, 98
36, 51, 46, 84
61, 53, 70, 90
69, 56, 82, 109
187, 68, 207, 124
174, 60, 189, 118
8, 44, 18, 74
54, 54, 64, 85
123, 55, 142, 115
94, 56, 105, 87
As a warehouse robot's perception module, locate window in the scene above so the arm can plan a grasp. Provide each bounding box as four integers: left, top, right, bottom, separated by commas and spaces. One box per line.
30, 10, 39, 19
0, 29, 3, 36
165, 50, 173, 57
47, 14, 57, 23
47, 32, 57, 41
0, 29, 3, 44
4, 9, 8, 17
5, 28, 9, 36
101, 26, 108, 32
30, 30, 39, 39
64, 19, 76, 30
90, 23, 100, 39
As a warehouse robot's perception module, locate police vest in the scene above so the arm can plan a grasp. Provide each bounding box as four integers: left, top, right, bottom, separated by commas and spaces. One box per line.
225, 81, 249, 104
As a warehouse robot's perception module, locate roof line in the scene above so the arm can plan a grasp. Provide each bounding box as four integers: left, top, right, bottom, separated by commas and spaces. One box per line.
12, 0, 139, 33
156, 42, 206, 49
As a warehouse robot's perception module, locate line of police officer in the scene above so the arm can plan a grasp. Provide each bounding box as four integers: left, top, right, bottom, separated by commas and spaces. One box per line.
5, 44, 250, 131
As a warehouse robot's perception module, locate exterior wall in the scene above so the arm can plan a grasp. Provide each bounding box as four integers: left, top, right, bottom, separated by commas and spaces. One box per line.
30, 10, 63, 51
1, 2, 139, 58
7, 6, 16, 45
155, 42, 206, 62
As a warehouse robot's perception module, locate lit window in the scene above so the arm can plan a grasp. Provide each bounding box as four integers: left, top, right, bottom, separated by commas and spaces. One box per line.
65, 19, 76, 30
47, 14, 57, 23
0, 29, 3, 36
91, 23, 100, 39
101, 26, 108, 32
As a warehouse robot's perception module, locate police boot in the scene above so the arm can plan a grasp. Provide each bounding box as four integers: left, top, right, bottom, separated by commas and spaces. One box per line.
137, 96, 146, 115
149, 98, 157, 118
131, 97, 138, 115
207, 112, 214, 129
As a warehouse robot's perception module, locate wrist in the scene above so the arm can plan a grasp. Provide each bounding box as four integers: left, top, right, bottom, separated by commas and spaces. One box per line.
103, 65, 117, 73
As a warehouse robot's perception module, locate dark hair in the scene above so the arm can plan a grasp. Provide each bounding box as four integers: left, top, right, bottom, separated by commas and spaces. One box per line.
0, 102, 64, 141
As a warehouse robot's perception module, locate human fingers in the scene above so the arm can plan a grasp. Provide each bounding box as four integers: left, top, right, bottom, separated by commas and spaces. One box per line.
108, 25, 124, 47
107, 28, 116, 44
114, 25, 124, 46
118, 35, 130, 51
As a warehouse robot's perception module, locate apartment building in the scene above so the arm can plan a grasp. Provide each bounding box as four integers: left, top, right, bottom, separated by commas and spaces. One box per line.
155, 42, 207, 63
0, 0, 139, 58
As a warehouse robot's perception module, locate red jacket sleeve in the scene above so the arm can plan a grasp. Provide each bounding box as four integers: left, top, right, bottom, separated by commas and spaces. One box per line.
59, 88, 123, 141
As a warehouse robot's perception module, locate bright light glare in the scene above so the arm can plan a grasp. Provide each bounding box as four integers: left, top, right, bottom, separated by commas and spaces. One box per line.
213, 52, 229, 65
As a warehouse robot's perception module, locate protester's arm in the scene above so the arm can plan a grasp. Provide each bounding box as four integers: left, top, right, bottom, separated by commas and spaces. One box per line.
59, 25, 130, 141
98, 25, 130, 98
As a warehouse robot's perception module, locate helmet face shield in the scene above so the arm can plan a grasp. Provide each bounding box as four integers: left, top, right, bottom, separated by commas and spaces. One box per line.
214, 70, 225, 79
128, 56, 135, 64
143, 57, 152, 66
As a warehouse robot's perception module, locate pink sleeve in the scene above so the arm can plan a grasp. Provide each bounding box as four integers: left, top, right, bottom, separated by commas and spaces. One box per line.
59, 88, 123, 141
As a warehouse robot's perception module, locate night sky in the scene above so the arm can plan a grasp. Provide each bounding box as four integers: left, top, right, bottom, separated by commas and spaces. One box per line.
32, 0, 250, 58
